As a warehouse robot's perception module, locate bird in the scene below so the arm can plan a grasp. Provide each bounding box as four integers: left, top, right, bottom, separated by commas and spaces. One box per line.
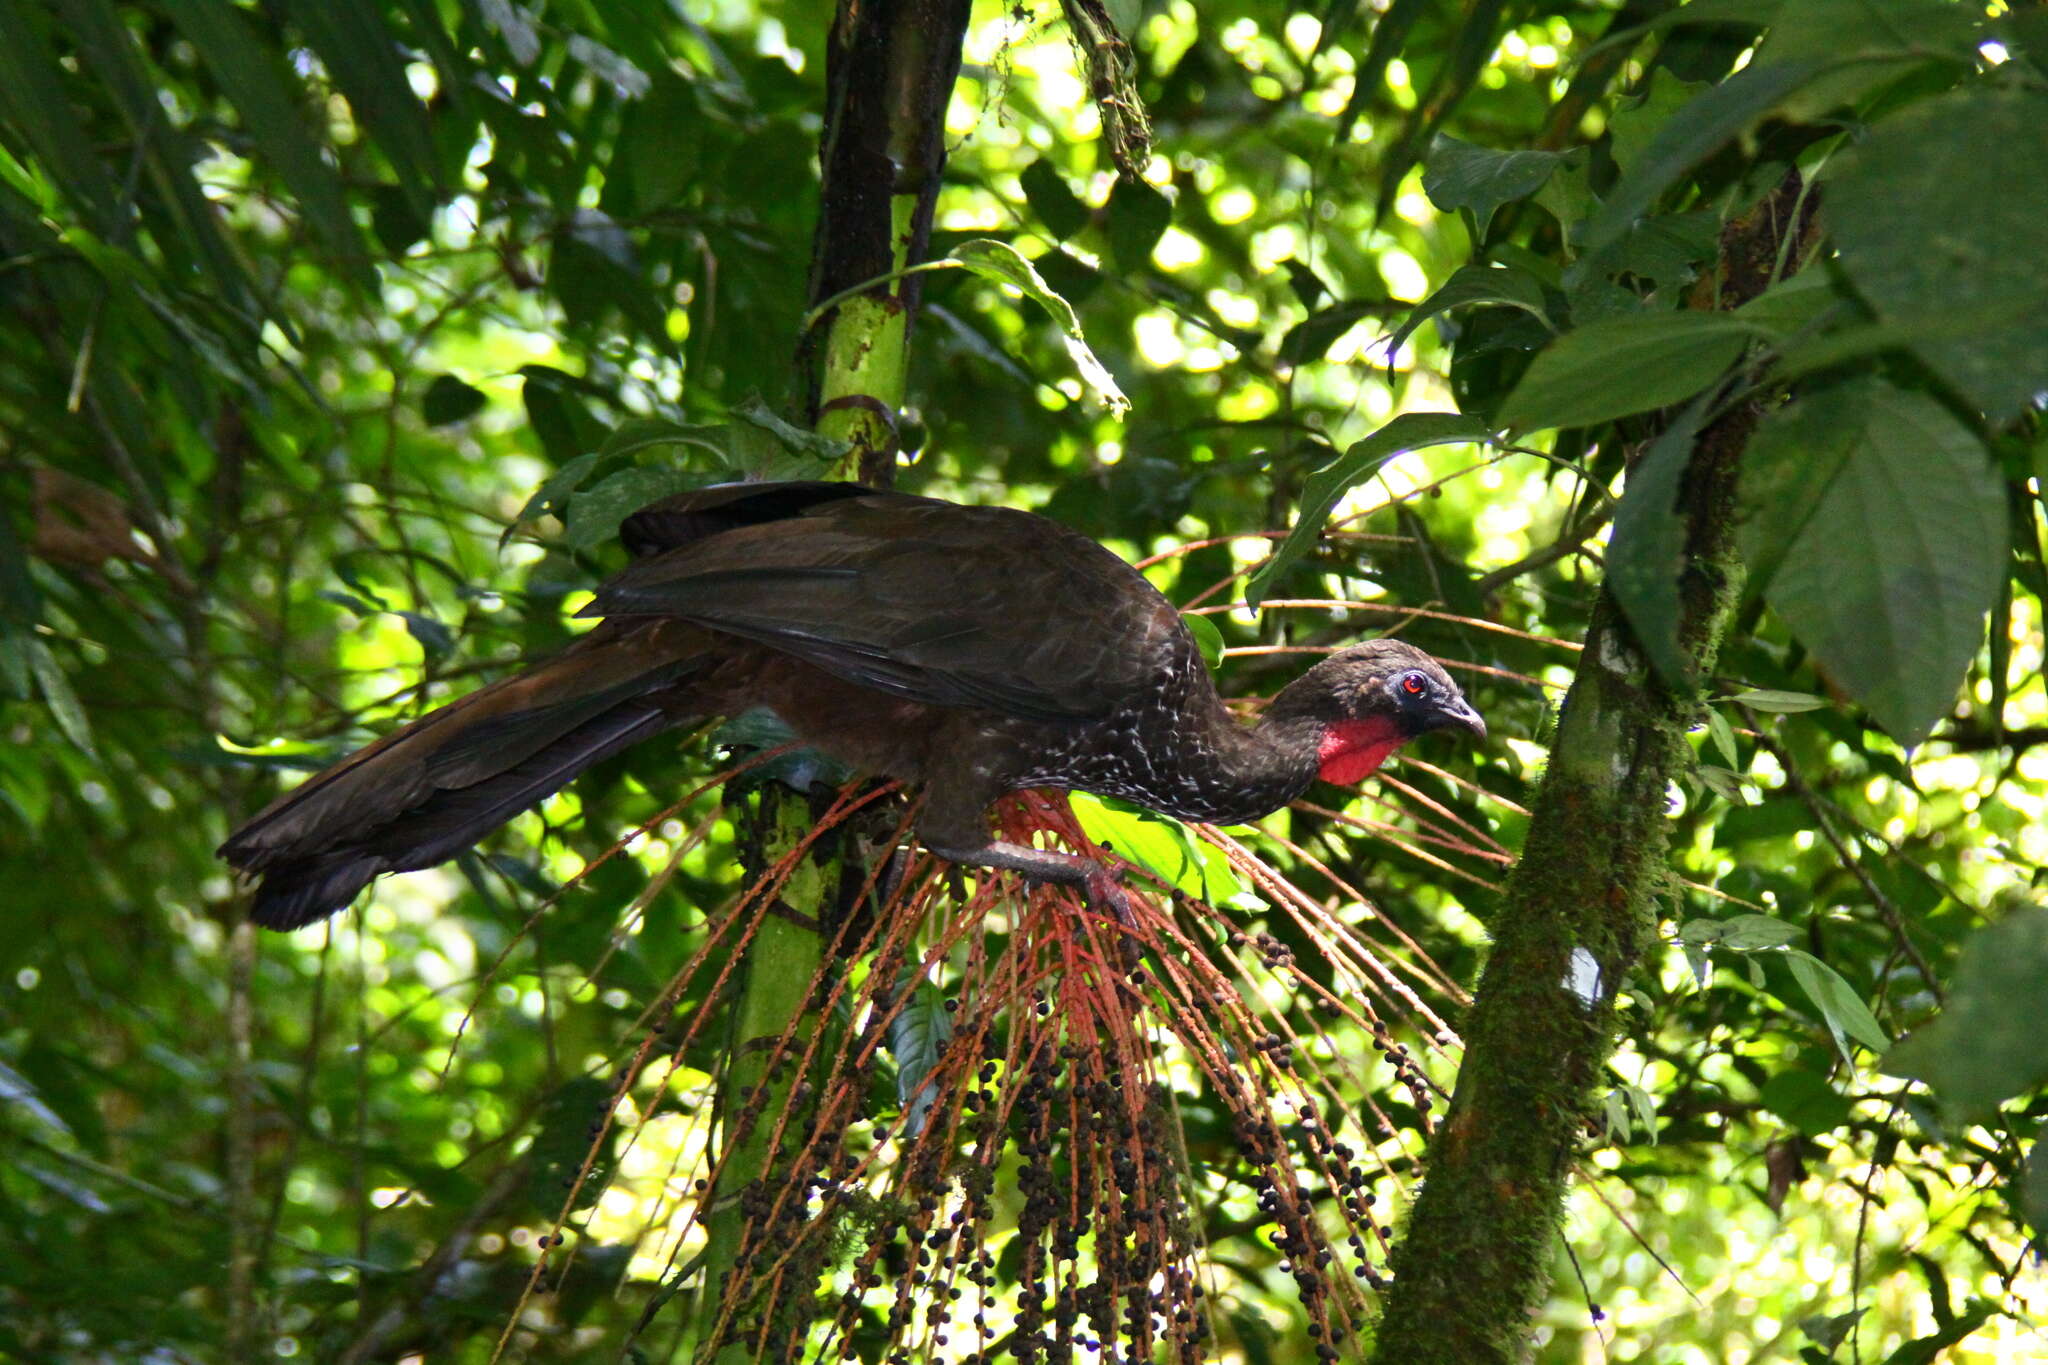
221, 481, 1487, 930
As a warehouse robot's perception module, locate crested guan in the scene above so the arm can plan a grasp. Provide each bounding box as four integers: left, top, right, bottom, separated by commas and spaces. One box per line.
221, 481, 1486, 929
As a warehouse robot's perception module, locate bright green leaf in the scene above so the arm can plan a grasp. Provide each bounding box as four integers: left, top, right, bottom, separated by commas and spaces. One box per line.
1495, 313, 1755, 431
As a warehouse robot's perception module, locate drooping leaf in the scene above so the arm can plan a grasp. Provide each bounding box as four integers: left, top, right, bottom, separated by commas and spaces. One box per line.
1884, 908, 2048, 1118
1494, 313, 1755, 431
1605, 396, 1710, 689
1782, 948, 1889, 1067
1739, 379, 2004, 745
1019, 159, 1089, 240
422, 374, 487, 426
945, 240, 1129, 412
1106, 177, 1171, 269
1827, 88, 2048, 421
1581, 59, 1827, 255
1386, 264, 1551, 357
1246, 412, 1491, 608
1420, 136, 1560, 239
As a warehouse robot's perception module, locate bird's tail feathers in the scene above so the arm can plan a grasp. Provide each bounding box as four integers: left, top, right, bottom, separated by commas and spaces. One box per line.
221, 623, 712, 929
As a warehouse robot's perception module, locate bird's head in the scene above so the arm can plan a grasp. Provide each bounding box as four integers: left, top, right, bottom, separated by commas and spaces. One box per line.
1267, 638, 1486, 785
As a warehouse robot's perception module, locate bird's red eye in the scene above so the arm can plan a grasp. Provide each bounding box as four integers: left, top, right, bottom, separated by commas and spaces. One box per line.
1401, 672, 1426, 696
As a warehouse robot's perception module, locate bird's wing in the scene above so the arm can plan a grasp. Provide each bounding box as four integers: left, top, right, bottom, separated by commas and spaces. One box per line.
584, 493, 1197, 721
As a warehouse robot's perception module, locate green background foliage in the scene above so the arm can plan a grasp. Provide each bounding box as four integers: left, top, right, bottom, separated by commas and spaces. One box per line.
1, 0, 2044, 1359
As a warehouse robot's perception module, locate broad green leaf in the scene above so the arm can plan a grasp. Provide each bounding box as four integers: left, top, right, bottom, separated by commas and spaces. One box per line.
1582, 59, 1827, 255
1106, 177, 1171, 269
1783, 949, 1889, 1066
734, 396, 852, 465
564, 467, 702, 552
1884, 908, 2048, 1118
422, 374, 487, 426
1605, 75, 1711, 182
945, 240, 1129, 412
1736, 269, 1848, 339
1755, 0, 1983, 119
1827, 89, 2048, 421
1761, 1068, 1854, 1135
1386, 264, 1551, 357
1494, 313, 1755, 431
1280, 301, 1389, 366
1246, 412, 1490, 608
503, 451, 600, 547
396, 610, 454, 661
1724, 688, 1827, 714
1019, 159, 1089, 240
1069, 793, 1249, 905
1421, 137, 1560, 239
1606, 397, 1709, 689
599, 418, 730, 461
1692, 914, 1800, 951
1740, 379, 2003, 745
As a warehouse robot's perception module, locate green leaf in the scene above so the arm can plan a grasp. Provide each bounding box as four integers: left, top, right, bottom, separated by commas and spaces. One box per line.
1246, 412, 1490, 608
1069, 793, 1249, 905
1827, 89, 2048, 422
888, 978, 954, 1137
1606, 397, 1709, 690
1739, 379, 2003, 746
396, 610, 454, 661
1783, 949, 1889, 1066
734, 396, 852, 465
282, 0, 439, 210
422, 374, 487, 426
1884, 908, 2048, 1119
0, 4, 124, 232
25, 638, 96, 759
1106, 178, 1171, 269
1280, 301, 1388, 366
1736, 268, 1849, 340
1723, 688, 1827, 714
1420, 137, 1560, 239
1762, 1068, 1854, 1135
1685, 913, 1800, 951
945, 240, 1129, 413
167, 0, 370, 285
1582, 59, 1828, 255
503, 451, 601, 547
1387, 264, 1551, 357
1495, 313, 1754, 431
1183, 612, 1224, 671
1877, 1302, 1998, 1365
1019, 159, 1089, 240
564, 467, 702, 553
2025, 1120, 2048, 1250
599, 418, 730, 461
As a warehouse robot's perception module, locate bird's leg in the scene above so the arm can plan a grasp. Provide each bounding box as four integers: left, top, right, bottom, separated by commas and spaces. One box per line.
919, 834, 1134, 928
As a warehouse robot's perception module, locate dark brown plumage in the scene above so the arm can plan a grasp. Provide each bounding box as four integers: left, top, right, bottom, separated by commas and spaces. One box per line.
221, 481, 1485, 929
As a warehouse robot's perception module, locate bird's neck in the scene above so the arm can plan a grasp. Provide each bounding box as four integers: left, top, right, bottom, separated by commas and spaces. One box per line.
1158, 704, 1400, 825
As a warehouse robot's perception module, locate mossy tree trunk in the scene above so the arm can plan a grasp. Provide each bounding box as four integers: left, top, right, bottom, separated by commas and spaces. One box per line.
692, 1, 971, 1357
1370, 175, 1821, 1363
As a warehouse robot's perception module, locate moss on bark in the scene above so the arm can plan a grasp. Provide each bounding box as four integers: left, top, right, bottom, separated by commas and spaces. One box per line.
1370, 173, 1821, 1363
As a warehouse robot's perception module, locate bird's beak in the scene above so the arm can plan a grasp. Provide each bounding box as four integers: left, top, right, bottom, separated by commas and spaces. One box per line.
1430, 695, 1487, 742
